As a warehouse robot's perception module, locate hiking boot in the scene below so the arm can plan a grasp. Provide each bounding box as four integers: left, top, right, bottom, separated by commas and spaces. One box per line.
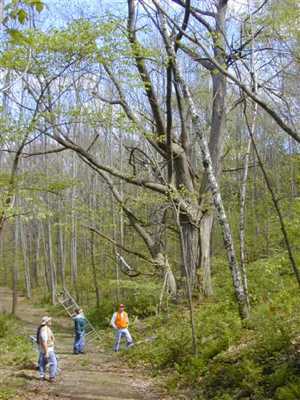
49, 377, 56, 383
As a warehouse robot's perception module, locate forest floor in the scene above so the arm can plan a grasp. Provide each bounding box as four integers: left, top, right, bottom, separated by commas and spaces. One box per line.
0, 288, 171, 400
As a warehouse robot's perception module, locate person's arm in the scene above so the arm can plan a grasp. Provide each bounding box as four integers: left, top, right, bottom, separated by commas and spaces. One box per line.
74, 318, 80, 333
110, 312, 117, 329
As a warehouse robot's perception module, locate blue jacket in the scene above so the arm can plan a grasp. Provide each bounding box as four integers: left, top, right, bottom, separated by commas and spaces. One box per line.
73, 314, 86, 334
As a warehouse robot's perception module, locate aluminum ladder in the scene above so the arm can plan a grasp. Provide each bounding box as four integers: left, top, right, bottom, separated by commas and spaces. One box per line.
56, 289, 101, 344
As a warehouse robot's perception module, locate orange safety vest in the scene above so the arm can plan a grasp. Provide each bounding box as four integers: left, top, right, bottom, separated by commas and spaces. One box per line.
115, 312, 129, 329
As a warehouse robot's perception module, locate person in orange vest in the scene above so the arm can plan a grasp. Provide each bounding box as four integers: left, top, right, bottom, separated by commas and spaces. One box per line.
110, 303, 134, 352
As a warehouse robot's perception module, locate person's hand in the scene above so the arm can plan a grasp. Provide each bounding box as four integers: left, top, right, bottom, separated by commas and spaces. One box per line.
45, 354, 49, 363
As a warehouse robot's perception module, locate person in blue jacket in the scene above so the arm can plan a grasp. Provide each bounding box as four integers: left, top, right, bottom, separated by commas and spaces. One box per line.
73, 308, 86, 354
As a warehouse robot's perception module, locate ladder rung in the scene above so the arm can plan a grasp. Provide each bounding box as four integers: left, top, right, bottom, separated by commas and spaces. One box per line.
86, 332, 100, 338
85, 329, 97, 335
64, 305, 77, 311
85, 330, 96, 337
59, 299, 73, 307
86, 335, 100, 343
87, 331, 101, 338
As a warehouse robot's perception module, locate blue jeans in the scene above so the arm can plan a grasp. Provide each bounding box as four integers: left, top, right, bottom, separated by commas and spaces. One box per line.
38, 351, 57, 379
74, 331, 85, 353
114, 328, 133, 352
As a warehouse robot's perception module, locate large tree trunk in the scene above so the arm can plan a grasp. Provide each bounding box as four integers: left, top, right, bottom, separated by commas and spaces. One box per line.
159, 12, 249, 318
172, 143, 200, 289
180, 215, 199, 288
199, 2, 228, 296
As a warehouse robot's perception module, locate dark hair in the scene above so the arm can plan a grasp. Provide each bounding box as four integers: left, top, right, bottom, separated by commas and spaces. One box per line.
36, 325, 42, 344
75, 308, 81, 314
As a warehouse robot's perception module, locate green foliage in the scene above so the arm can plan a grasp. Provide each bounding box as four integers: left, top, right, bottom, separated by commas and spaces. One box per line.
4, 0, 45, 26
0, 17, 125, 75
275, 378, 300, 400
0, 314, 12, 338
123, 255, 300, 399
86, 280, 161, 329
0, 314, 33, 367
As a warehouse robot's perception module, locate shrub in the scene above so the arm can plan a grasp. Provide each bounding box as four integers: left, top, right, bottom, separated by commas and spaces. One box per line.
0, 314, 11, 338
275, 378, 300, 400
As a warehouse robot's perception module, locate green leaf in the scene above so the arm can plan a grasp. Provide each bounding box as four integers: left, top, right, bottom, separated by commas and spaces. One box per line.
17, 9, 27, 24
7, 29, 27, 44
33, 1, 44, 13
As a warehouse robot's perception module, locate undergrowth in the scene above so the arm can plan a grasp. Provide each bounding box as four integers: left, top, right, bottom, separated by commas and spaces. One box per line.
0, 314, 34, 400
124, 254, 300, 400
0, 314, 33, 367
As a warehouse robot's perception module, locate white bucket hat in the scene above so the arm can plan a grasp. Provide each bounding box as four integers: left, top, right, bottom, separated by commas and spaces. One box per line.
41, 316, 52, 325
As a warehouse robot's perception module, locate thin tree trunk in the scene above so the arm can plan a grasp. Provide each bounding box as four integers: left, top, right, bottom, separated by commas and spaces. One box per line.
12, 217, 20, 315
90, 174, 101, 308
20, 219, 31, 299
239, 136, 252, 308
41, 221, 50, 292
47, 220, 57, 304
70, 152, 79, 297
90, 231, 100, 308
33, 222, 41, 287
58, 212, 66, 290
239, 0, 258, 307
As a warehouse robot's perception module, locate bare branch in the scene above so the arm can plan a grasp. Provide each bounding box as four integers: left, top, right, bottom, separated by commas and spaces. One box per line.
83, 224, 153, 264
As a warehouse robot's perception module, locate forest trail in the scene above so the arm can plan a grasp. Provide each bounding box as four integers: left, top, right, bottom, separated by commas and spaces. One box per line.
0, 288, 168, 400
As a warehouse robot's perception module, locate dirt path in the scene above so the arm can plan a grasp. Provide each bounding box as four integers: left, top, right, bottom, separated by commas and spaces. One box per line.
0, 288, 169, 400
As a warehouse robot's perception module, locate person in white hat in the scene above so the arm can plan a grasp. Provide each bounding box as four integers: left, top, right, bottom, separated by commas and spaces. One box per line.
36, 316, 57, 382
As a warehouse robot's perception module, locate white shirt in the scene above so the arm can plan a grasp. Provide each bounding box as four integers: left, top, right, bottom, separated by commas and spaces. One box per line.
39, 326, 54, 353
